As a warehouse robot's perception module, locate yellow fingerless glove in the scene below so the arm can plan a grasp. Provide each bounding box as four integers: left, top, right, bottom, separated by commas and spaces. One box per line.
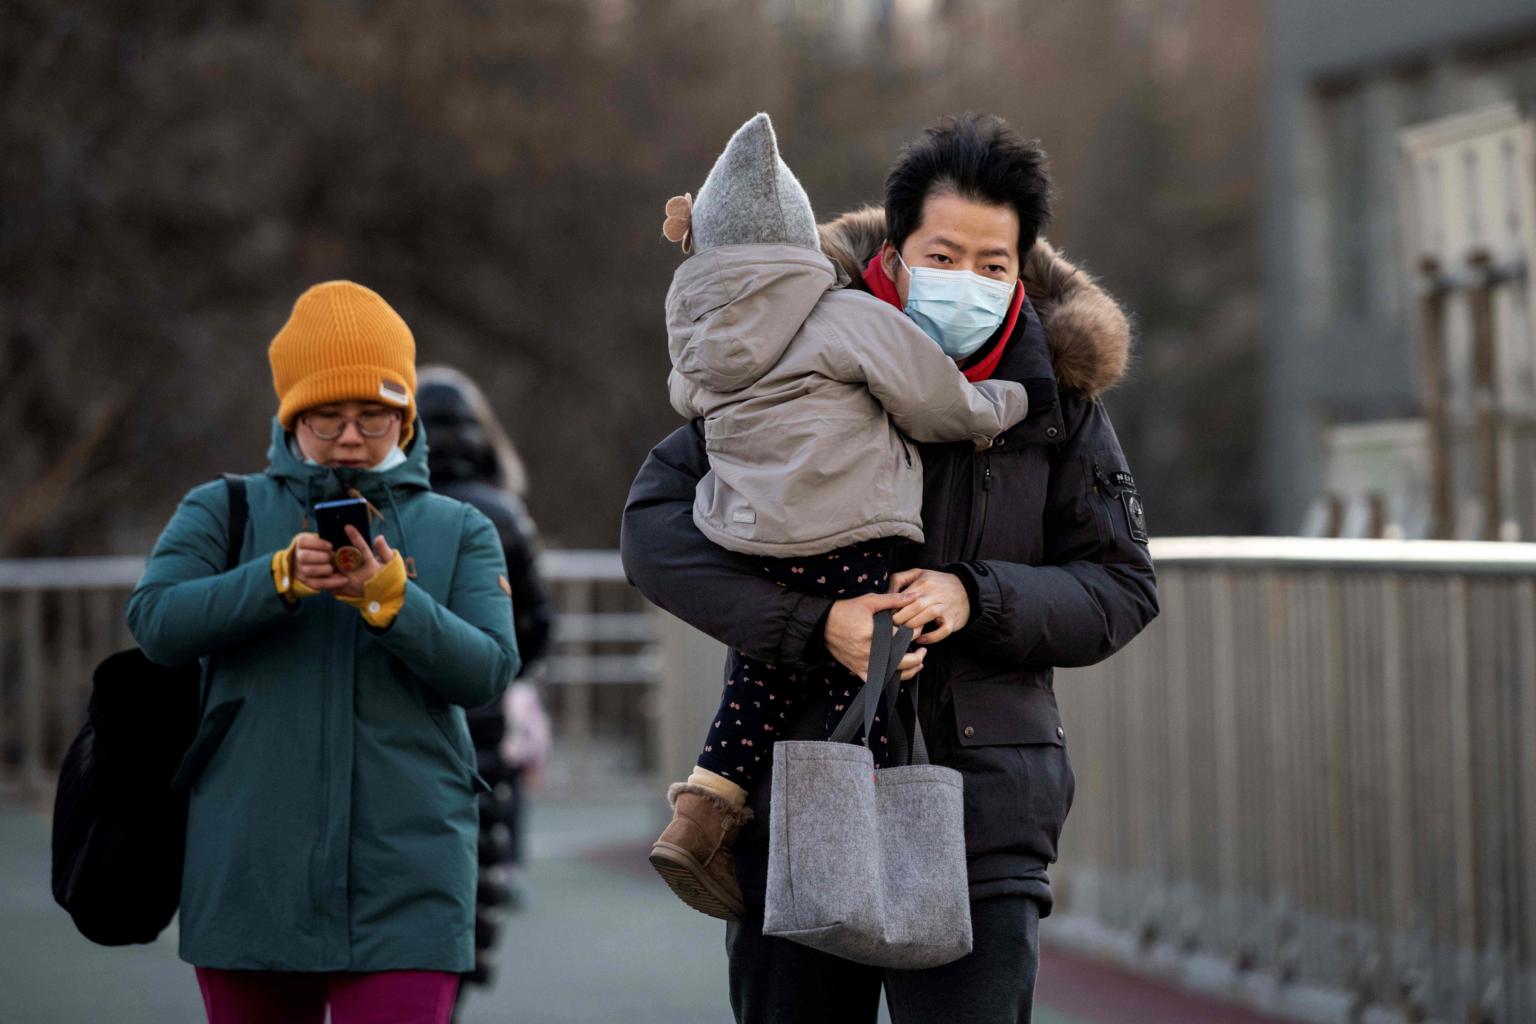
336, 553, 408, 629
272, 537, 321, 603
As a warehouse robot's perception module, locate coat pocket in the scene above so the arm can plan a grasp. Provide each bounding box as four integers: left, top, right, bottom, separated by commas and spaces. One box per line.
700, 409, 883, 539
429, 709, 493, 795
1084, 454, 1149, 547
950, 680, 1063, 748
171, 699, 245, 792
946, 682, 1075, 863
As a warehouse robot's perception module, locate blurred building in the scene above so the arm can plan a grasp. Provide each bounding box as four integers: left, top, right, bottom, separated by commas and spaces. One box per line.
1268, 0, 1536, 539
765, 0, 950, 64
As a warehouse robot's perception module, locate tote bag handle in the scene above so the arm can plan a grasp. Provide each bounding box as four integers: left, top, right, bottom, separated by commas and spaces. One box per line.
826, 609, 929, 766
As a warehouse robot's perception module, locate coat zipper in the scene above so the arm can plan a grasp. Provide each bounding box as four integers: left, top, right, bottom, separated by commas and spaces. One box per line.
971, 454, 992, 560
898, 434, 913, 468
1092, 463, 1115, 495
1091, 462, 1119, 546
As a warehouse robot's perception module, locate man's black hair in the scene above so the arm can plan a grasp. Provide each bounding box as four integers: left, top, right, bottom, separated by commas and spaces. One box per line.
884, 114, 1053, 258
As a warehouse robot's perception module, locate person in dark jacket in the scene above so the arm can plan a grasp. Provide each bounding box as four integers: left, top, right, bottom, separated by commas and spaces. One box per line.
620, 115, 1158, 1024
417, 366, 556, 1005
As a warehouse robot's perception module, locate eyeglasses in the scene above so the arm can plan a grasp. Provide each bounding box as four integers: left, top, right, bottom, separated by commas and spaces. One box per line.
300, 409, 401, 441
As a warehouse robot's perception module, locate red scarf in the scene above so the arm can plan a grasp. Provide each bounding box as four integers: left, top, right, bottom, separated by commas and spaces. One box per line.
861, 256, 1025, 382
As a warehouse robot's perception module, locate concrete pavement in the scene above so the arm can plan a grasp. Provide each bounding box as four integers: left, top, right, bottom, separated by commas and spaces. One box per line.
2, 796, 1273, 1023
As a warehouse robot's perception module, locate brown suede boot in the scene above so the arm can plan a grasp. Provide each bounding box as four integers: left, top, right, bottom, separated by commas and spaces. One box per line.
649, 782, 753, 921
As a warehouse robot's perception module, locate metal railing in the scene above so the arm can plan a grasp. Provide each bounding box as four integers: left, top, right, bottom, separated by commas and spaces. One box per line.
0, 551, 658, 794
1051, 537, 1536, 1024
8, 538, 1536, 1023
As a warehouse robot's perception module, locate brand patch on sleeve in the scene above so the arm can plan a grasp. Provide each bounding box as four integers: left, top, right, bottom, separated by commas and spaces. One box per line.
379, 379, 410, 405
732, 508, 757, 525
1121, 491, 1149, 543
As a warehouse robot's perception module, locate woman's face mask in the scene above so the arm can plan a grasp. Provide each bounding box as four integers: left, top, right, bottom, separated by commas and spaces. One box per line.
898, 253, 1015, 360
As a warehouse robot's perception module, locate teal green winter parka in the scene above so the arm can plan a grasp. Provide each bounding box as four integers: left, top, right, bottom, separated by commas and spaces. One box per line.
127, 421, 520, 972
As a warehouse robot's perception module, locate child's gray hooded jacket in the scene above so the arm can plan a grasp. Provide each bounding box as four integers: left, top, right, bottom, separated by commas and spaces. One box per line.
667, 113, 1028, 558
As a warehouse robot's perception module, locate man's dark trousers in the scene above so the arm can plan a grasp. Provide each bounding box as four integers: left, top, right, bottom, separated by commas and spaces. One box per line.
725, 895, 1040, 1023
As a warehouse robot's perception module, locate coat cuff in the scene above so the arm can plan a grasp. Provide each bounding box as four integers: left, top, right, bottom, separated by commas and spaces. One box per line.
779, 592, 834, 669
943, 560, 985, 620
337, 555, 408, 628
945, 560, 1039, 648
272, 539, 320, 604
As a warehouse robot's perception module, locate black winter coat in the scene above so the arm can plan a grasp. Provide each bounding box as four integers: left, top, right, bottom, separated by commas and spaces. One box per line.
621, 248, 1158, 914
431, 479, 553, 675
419, 382, 555, 989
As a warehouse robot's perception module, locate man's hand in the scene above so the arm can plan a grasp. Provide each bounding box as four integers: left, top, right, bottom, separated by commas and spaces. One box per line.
823, 591, 926, 682
889, 568, 971, 645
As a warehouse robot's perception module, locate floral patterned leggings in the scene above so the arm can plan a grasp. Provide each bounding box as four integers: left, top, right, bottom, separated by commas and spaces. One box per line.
696, 543, 894, 789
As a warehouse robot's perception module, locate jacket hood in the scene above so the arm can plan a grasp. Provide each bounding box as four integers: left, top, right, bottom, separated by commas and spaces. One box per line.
264, 417, 432, 498
818, 206, 1133, 399
417, 380, 497, 489
666, 243, 841, 393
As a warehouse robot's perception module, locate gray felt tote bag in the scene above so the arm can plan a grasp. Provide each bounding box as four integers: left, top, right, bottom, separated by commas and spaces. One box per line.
763, 610, 973, 968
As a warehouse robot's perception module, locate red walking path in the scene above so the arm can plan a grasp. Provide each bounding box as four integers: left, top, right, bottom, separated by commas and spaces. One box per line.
1036, 945, 1290, 1024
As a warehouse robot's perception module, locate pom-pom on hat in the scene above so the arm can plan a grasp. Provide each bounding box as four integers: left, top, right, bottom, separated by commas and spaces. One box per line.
268, 281, 418, 445
684, 113, 819, 254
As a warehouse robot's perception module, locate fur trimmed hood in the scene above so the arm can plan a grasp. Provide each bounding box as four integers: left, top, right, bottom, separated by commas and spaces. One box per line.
818, 207, 1132, 398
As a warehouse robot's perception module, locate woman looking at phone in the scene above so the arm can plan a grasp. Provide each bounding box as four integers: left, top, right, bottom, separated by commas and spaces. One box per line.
127, 280, 520, 1024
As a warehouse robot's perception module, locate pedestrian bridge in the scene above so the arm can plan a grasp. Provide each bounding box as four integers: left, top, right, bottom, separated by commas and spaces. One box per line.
2, 538, 1533, 1023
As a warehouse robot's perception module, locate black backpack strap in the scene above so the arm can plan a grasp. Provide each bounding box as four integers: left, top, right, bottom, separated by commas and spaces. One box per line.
220, 474, 248, 571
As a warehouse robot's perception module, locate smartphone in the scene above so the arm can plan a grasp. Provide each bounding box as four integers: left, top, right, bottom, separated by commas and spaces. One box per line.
314, 498, 371, 562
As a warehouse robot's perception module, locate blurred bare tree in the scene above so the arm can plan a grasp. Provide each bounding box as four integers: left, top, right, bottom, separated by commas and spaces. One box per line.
1, 0, 1262, 555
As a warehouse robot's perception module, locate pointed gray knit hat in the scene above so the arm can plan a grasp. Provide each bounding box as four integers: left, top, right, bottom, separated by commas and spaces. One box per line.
689, 113, 819, 253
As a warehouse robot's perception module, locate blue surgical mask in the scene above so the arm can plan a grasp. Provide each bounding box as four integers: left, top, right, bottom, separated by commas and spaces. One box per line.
898, 254, 1015, 359
289, 436, 408, 472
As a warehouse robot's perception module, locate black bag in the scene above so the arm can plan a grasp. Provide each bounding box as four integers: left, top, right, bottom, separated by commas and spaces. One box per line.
51, 475, 247, 945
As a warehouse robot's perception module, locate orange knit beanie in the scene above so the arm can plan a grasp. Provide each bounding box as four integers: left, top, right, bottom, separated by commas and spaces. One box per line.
268, 281, 418, 445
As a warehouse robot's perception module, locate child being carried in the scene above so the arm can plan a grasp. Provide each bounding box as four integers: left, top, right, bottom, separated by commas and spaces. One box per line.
648, 114, 1029, 921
